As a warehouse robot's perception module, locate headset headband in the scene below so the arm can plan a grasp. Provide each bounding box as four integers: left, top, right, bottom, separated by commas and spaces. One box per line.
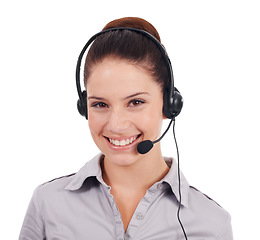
76, 27, 183, 119
76, 27, 175, 106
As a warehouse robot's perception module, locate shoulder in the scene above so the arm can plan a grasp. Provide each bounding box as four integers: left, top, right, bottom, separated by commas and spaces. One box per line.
187, 186, 232, 238
34, 173, 76, 200
189, 186, 223, 207
189, 185, 229, 219
34, 154, 103, 201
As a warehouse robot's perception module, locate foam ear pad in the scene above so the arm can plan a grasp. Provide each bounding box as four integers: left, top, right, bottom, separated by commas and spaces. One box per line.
77, 91, 88, 119
163, 88, 183, 119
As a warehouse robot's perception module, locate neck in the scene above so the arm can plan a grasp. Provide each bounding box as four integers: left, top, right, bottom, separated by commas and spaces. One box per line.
101, 145, 170, 192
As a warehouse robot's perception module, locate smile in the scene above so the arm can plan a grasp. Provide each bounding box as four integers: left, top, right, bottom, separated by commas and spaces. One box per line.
105, 134, 141, 147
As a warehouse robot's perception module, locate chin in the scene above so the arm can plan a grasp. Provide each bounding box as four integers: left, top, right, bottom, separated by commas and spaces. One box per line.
104, 152, 141, 167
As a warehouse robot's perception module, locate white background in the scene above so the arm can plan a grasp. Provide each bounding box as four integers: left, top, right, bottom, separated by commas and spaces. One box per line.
1, 0, 259, 239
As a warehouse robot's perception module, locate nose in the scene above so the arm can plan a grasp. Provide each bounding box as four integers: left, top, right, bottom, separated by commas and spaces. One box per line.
106, 108, 131, 133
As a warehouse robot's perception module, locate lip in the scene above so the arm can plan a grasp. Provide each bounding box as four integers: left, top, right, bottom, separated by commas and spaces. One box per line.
104, 134, 142, 151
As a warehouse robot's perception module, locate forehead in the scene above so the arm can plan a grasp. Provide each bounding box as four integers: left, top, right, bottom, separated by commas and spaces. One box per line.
86, 58, 160, 97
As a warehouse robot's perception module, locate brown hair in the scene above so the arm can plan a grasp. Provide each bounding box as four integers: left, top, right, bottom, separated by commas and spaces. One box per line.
84, 17, 168, 92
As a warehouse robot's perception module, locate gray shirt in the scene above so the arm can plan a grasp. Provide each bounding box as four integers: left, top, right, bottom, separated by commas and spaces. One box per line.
19, 154, 233, 240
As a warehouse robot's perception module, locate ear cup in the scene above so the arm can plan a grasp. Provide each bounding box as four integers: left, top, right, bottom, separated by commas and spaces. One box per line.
77, 90, 88, 119
163, 88, 183, 119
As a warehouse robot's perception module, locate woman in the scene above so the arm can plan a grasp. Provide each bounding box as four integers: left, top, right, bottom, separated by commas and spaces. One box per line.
19, 17, 233, 239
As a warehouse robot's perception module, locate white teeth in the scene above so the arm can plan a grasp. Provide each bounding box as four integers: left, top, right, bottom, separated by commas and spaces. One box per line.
109, 136, 138, 146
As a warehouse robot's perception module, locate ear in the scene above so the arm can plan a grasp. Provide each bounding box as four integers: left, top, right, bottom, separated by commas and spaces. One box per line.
162, 105, 167, 119
163, 113, 168, 119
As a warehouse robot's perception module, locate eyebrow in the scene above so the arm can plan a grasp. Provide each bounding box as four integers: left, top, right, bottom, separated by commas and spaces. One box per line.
88, 92, 150, 101
123, 92, 150, 100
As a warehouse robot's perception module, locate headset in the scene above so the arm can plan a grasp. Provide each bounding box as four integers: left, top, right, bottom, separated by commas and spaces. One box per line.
76, 27, 183, 120
75, 27, 187, 239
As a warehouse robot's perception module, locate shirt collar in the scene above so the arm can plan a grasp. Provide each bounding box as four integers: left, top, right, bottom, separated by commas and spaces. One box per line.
161, 157, 190, 208
65, 153, 105, 191
65, 153, 189, 208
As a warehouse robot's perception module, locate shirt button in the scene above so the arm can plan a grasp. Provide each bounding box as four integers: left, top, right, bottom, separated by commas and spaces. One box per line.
157, 183, 162, 190
136, 212, 144, 220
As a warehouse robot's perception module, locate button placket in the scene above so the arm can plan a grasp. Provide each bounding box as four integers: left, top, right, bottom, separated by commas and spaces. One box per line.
136, 212, 144, 220
100, 184, 125, 239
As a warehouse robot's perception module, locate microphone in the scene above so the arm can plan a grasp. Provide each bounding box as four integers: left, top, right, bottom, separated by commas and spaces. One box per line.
137, 119, 174, 154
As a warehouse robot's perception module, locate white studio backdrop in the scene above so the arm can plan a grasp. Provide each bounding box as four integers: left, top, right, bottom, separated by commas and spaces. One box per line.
0, 0, 259, 239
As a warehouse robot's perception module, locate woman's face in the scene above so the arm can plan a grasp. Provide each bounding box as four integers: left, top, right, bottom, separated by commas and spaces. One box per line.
87, 57, 164, 166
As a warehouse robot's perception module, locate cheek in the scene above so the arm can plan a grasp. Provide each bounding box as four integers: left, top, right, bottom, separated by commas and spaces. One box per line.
135, 104, 164, 136
88, 113, 105, 136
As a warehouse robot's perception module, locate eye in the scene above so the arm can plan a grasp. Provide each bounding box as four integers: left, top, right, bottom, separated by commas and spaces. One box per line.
91, 102, 108, 108
128, 99, 145, 107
